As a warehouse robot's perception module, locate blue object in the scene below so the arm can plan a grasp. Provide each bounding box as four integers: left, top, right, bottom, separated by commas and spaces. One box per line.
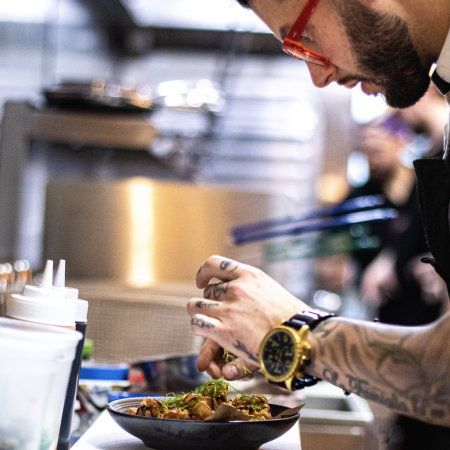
232, 195, 386, 237
79, 364, 129, 381
231, 194, 397, 245
232, 208, 398, 245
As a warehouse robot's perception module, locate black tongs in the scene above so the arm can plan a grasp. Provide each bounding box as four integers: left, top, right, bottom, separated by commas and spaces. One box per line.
232, 195, 398, 245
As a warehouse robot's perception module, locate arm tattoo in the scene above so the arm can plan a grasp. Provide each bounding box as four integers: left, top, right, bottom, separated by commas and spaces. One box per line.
204, 282, 229, 300
309, 316, 450, 425
233, 340, 259, 363
191, 317, 215, 329
195, 300, 219, 308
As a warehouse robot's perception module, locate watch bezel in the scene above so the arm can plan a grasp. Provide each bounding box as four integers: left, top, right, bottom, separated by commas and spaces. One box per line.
259, 325, 307, 384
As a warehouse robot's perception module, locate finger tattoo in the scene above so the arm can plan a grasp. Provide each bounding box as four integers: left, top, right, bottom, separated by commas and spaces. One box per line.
195, 300, 219, 308
204, 285, 213, 299
191, 317, 215, 329
220, 260, 231, 270
220, 259, 239, 272
205, 282, 229, 300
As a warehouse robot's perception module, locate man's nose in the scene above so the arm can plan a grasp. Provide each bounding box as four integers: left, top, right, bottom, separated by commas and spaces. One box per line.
306, 62, 337, 88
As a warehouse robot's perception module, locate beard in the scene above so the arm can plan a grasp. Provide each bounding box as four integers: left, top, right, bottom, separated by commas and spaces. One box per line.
334, 0, 431, 108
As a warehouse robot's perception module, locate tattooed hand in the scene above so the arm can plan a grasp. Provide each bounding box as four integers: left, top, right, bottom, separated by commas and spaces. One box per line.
196, 338, 256, 381
187, 255, 307, 381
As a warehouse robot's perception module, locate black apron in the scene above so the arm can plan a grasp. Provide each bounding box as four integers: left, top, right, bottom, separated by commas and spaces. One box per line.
414, 156, 450, 296
415, 43, 450, 295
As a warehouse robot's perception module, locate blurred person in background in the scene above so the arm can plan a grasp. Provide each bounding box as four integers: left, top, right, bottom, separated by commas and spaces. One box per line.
348, 116, 417, 283
361, 88, 449, 326
356, 88, 450, 449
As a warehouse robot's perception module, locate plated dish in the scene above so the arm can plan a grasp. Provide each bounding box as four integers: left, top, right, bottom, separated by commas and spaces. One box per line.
107, 379, 300, 450
128, 378, 272, 421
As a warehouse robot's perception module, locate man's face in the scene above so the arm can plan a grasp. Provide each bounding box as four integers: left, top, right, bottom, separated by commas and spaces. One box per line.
251, 0, 432, 108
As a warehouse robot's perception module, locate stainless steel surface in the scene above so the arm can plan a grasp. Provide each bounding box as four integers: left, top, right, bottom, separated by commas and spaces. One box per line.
0, 101, 160, 264
31, 109, 159, 150
298, 383, 378, 450
0, 102, 33, 260
44, 179, 294, 284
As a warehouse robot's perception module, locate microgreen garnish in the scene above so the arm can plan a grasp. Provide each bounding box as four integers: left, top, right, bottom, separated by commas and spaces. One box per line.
161, 392, 188, 410
194, 377, 228, 398
223, 349, 251, 374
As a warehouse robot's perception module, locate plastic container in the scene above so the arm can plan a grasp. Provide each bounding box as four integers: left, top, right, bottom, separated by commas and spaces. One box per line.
40, 329, 82, 450
0, 318, 82, 450
5, 260, 80, 450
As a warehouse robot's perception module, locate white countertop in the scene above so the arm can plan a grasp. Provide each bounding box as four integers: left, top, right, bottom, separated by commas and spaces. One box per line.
71, 410, 302, 450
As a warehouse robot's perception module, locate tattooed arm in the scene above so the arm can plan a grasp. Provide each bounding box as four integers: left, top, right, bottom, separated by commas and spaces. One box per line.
188, 256, 450, 426
308, 315, 450, 426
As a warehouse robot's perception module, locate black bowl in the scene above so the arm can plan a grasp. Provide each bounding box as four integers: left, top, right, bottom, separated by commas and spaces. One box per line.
107, 397, 299, 450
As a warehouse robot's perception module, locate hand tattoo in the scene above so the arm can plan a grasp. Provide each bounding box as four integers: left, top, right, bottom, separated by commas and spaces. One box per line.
233, 340, 259, 363
204, 282, 229, 300
191, 317, 215, 329
195, 300, 219, 308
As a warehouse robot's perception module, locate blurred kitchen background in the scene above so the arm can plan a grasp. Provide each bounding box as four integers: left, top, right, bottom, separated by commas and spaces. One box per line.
0, 0, 399, 363
0, 0, 389, 288
4, 1, 446, 449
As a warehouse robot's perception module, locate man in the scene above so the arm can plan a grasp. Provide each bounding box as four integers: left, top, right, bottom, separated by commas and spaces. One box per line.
187, 0, 450, 427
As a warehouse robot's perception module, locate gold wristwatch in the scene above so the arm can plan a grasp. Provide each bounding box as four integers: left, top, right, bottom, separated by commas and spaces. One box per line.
259, 309, 335, 391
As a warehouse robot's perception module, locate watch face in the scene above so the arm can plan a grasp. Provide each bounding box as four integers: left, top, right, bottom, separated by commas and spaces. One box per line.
261, 330, 297, 379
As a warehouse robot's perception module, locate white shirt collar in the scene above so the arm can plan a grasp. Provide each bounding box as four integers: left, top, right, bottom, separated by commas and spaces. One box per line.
434, 28, 450, 158
436, 27, 450, 83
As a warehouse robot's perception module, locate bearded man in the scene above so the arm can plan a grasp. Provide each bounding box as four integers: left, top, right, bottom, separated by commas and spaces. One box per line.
187, 0, 450, 433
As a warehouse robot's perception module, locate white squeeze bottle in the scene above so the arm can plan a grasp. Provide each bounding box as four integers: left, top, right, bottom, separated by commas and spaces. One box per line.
53, 260, 89, 450
6, 260, 81, 450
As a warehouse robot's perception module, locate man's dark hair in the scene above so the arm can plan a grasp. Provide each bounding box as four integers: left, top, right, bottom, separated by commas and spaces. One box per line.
236, 0, 251, 8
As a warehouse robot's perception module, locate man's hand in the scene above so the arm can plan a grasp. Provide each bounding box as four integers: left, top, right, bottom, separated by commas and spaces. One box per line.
197, 338, 256, 380
409, 254, 449, 305
187, 255, 308, 380
361, 250, 400, 307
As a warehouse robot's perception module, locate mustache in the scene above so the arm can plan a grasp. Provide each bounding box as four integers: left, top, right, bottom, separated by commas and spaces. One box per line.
337, 75, 379, 86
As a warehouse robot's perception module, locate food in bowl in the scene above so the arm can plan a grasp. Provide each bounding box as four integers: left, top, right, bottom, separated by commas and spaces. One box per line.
128, 378, 272, 421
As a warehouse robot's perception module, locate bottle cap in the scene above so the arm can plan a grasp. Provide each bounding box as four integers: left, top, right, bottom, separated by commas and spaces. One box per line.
6, 260, 77, 327
75, 299, 88, 323
22, 260, 65, 301
53, 260, 88, 323
54, 259, 66, 288
7, 295, 77, 327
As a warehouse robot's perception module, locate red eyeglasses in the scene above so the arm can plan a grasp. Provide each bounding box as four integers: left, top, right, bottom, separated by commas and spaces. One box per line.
282, 0, 329, 66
